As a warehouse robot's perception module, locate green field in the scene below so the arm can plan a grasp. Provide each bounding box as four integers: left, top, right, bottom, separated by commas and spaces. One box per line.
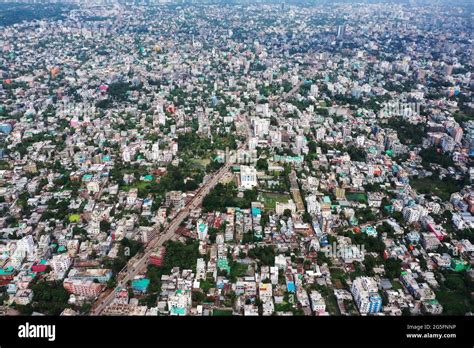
213, 309, 233, 316
275, 302, 291, 312
68, 214, 80, 223
121, 181, 151, 191
410, 176, 462, 201
346, 192, 367, 203
259, 192, 290, 210
392, 280, 403, 290
189, 158, 210, 170
229, 262, 248, 281
325, 293, 341, 315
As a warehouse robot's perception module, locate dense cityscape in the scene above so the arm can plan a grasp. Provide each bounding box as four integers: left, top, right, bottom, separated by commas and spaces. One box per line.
0, 0, 473, 318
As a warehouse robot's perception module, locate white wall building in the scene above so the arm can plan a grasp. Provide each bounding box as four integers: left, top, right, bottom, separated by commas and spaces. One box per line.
240, 166, 258, 190
50, 254, 72, 278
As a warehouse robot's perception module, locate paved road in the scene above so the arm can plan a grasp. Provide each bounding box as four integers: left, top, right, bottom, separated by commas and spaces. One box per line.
269, 80, 304, 107
289, 170, 305, 212
92, 115, 251, 315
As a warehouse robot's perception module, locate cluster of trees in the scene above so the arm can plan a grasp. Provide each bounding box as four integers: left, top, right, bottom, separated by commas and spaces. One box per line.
225, 261, 248, 283
247, 246, 275, 266
363, 183, 383, 193
206, 159, 224, 173
419, 148, 455, 168
346, 145, 367, 162
331, 94, 389, 113
0, 289, 8, 306
0, 3, 74, 27
316, 251, 333, 266
202, 183, 258, 212
177, 131, 237, 158
363, 255, 377, 276
41, 198, 74, 223
386, 118, 425, 145
344, 231, 386, 256
435, 271, 474, 315
99, 219, 111, 233
410, 175, 463, 201
355, 208, 378, 223
113, 161, 204, 206
453, 110, 473, 124
384, 80, 416, 94
258, 84, 281, 98
107, 82, 131, 101
384, 258, 402, 279
241, 231, 260, 244
177, 132, 215, 156
15, 280, 70, 315
12, 132, 49, 157
376, 221, 396, 238
104, 238, 143, 276
159, 164, 202, 193
454, 228, 474, 244
168, 86, 188, 106
361, 252, 401, 279
256, 158, 268, 171
288, 98, 312, 112
164, 240, 200, 271
314, 141, 368, 162
146, 240, 199, 297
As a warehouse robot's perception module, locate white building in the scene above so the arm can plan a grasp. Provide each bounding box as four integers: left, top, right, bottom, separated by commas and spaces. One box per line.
196, 258, 206, 280
168, 289, 192, 316
197, 219, 208, 241
351, 277, 382, 314
403, 205, 428, 223
122, 148, 132, 162
14, 289, 33, 305
252, 118, 270, 138
151, 143, 160, 161
240, 166, 258, 190
50, 254, 72, 278
305, 195, 321, 215
270, 266, 279, 285
309, 290, 327, 315
275, 200, 297, 216
16, 235, 35, 256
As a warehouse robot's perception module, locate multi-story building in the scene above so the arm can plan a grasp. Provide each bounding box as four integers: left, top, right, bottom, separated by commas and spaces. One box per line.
309, 290, 327, 315
421, 233, 441, 250
422, 299, 443, 315
50, 254, 72, 277
141, 226, 158, 244
275, 200, 297, 216
168, 289, 192, 316
165, 191, 184, 210
240, 165, 258, 190
351, 277, 382, 314
252, 118, 270, 138
16, 235, 35, 257
67, 268, 112, 283
197, 219, 208, 241
63, 279, 104, 298
149, 247, 166, 266
13, 289, 33, 305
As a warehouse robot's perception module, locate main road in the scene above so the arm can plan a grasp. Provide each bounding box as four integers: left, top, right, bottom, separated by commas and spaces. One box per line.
269, 80, 304, 108
91, 116, 250, 315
